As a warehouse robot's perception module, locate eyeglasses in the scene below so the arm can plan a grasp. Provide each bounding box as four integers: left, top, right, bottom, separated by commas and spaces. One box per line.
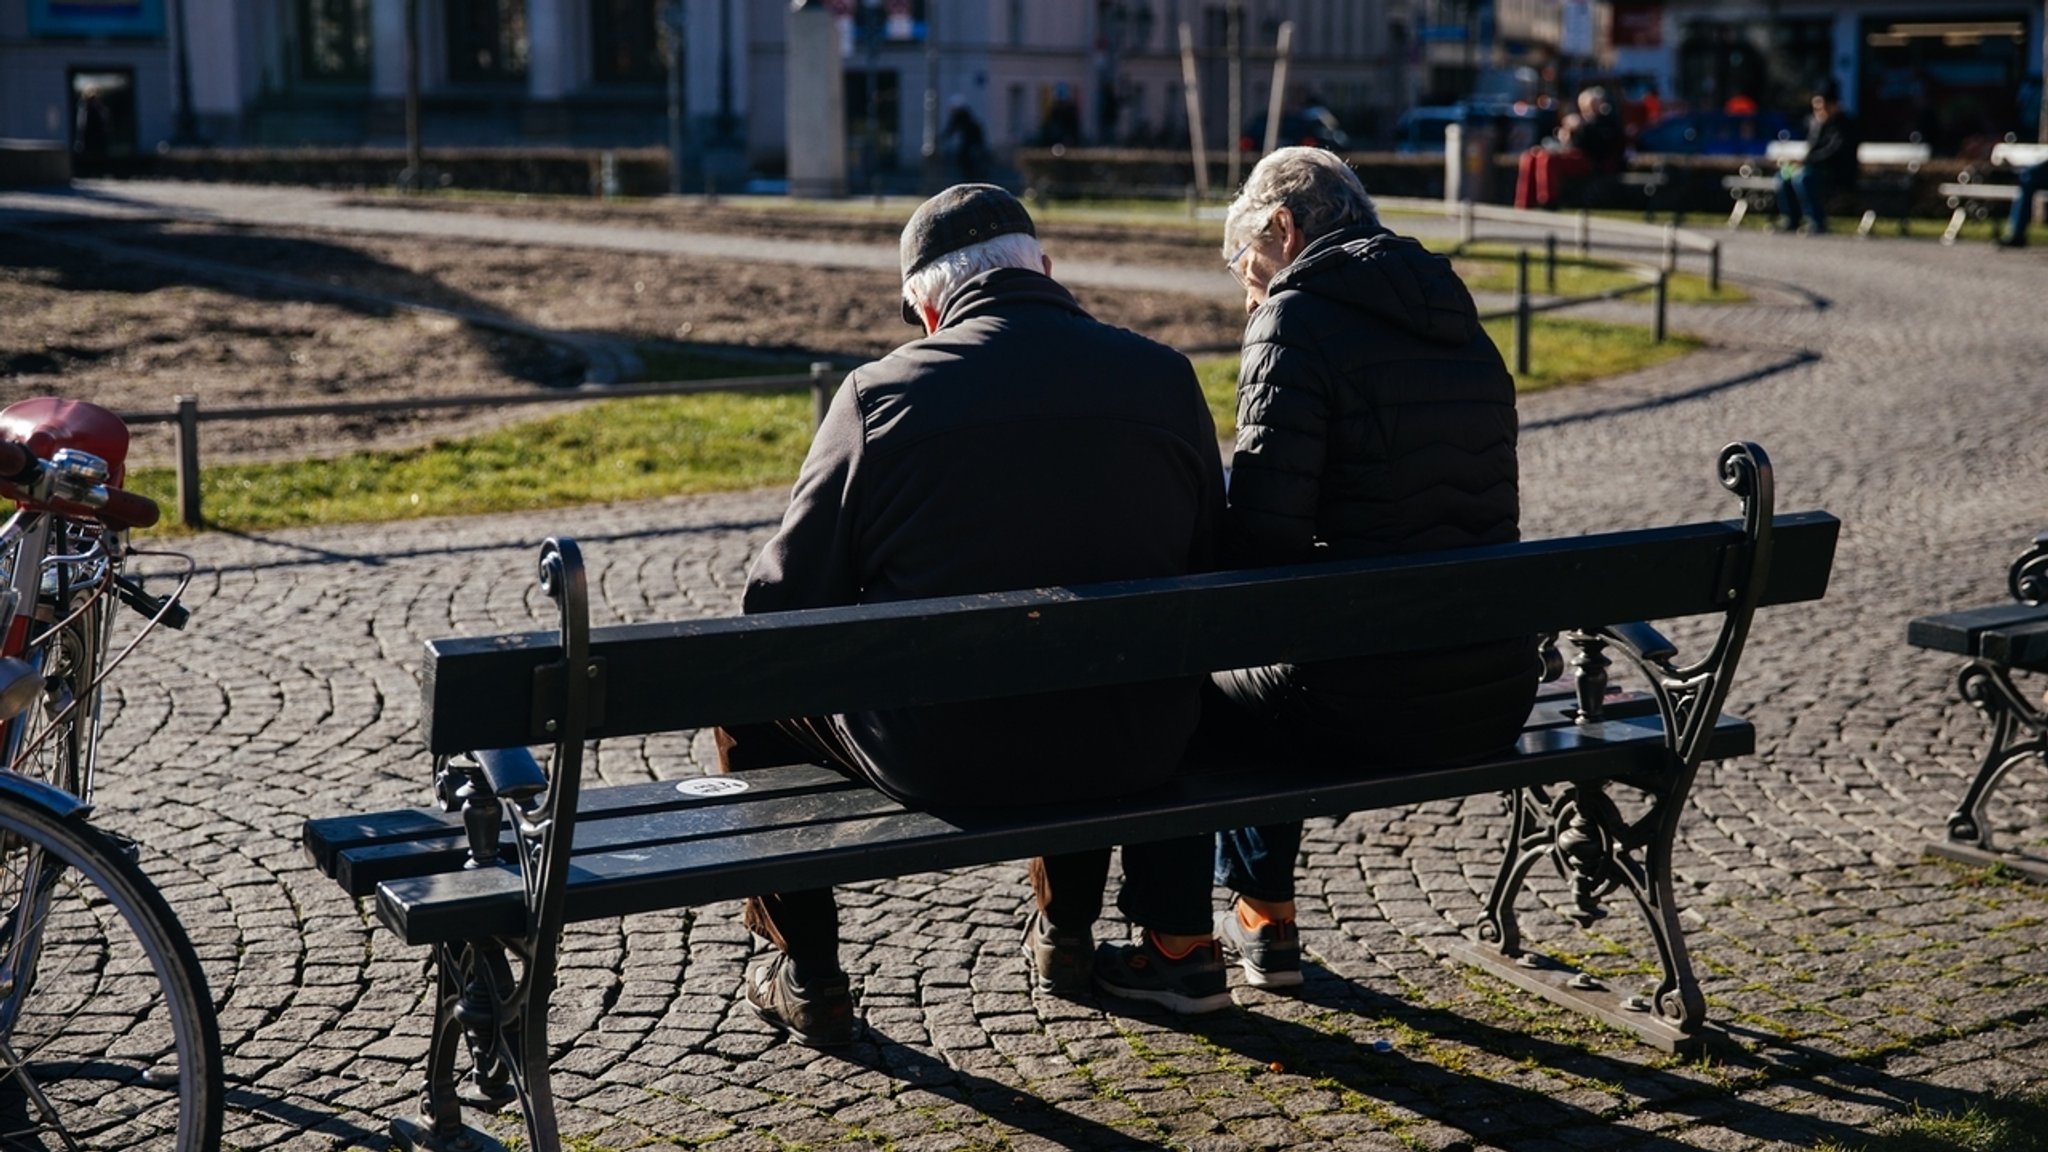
1224, 240, 1254, 287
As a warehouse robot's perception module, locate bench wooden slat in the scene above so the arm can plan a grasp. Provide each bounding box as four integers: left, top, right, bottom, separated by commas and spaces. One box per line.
422, 514, 1838, 755
332, 770, 889, 897
1906, 603, 2048, 656
312, 686, 1650, 898
1979, 621, 2048, 670
302, 761, 862, 878
375, 712, 1754, 945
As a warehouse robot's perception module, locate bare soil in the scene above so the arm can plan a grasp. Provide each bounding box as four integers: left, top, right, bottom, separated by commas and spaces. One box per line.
0, 199, 1245, 468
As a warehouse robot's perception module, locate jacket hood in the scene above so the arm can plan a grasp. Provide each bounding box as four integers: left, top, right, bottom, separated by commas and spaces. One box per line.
1265, 223, 1480, 345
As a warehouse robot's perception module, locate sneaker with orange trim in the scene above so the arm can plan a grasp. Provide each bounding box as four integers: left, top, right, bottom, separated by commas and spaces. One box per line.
1092, 932, 1232, 1014
1215, 904, 1303, 989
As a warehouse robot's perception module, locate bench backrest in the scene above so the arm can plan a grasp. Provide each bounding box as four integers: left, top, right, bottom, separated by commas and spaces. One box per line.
422, 508, 1840, 755
1992, 142, 2048, 170
1763, 140, 1928, 166
1856, 141, 1930, 167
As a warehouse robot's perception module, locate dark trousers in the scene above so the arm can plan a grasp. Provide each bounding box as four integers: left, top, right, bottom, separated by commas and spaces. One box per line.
2009, 162, 2047, 245
715, 720, 1213, 980
1775, 166, 1835, 232
1202, 650, 1538, 905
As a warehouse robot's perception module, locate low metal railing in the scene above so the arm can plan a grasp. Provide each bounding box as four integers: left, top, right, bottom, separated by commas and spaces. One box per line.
118, 363, 848, 528
120, 203, 1712, 529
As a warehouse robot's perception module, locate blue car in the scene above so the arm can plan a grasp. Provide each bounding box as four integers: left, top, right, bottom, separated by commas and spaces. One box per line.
1632, 111, 1793, 157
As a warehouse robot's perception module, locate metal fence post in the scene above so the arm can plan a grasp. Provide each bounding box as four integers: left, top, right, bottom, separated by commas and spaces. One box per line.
1708, 240, 1721, 294
1544, 232, 1557, 294
173, 394, 202, 528
810, 362, 836, 431
1662, 223, 1679, 274
1514, 249, 1531, 376
1653, 268, 1669, 344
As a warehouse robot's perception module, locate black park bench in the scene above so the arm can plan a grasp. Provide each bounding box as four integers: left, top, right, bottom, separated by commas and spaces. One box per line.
302, 442, 1838, 1152
1907, 531, 2048, 881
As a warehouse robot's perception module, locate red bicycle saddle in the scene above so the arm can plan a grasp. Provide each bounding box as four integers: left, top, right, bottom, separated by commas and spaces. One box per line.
0, 398, 129, 487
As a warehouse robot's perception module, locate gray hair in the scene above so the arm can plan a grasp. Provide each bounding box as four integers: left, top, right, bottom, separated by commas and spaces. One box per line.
902, 232, 1047, 320
1222, 146, 1378, 258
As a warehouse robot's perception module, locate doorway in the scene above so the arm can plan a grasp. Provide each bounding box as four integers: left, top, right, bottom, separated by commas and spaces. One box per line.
68, 68, 138, 174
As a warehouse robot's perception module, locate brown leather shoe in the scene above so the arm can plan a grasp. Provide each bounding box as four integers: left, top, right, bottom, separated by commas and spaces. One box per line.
743, 953, 853, 1048
1022, 911, 1093, 995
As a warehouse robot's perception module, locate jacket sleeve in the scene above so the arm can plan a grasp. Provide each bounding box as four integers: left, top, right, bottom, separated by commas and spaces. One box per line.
1224, 307, 1332, 566
742, 376, 866, 614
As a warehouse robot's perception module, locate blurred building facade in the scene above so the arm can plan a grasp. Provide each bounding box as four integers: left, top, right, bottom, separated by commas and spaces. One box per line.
0, 1, 2039, 169
0, 0, 1411, 170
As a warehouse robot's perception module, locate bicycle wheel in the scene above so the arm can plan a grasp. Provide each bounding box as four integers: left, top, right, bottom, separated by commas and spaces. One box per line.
0, 791, 222, 1151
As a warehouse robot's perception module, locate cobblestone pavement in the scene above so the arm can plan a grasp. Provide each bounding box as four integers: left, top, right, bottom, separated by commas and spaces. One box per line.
36, 188, 2048, 1150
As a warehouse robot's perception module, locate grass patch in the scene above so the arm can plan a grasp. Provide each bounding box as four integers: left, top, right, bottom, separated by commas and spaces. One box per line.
128, 389, 813, 534
1815, 1090, 2048, 1152
1440, 241, 1745, 304
1196, 314, 1696, 433
134, 321, 1691, 533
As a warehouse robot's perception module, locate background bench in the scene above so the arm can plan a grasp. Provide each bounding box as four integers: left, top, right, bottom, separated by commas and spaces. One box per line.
1938, 141, 2048, 245
303, 442, 1837, 1152
1724, 139, 1931, 235
1907, 531, 2048, 880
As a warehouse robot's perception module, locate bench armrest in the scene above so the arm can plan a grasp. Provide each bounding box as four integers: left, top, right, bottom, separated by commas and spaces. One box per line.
2012, 532, 2048, 605
1607, 620, 1679, 665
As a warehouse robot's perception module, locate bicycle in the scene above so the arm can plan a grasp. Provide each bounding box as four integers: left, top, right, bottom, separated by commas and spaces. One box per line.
0, 397, 221, 1150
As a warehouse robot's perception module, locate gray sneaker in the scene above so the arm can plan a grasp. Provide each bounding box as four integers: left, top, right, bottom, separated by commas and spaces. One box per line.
1093, 933, 1233, 1015
744, 953, 853, 1048
1022, 911, 1093, 995
1215, 906, 1304, 989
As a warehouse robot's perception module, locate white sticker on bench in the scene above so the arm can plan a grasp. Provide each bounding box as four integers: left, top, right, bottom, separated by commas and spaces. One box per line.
677, 777, 751, 797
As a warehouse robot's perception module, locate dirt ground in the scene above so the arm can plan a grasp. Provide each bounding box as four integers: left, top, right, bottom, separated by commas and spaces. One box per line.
0, 198, 1246, 467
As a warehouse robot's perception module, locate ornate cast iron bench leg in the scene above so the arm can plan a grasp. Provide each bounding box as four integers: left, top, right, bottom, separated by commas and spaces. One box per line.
1451, 443, 1776, 1055
1926, 659, 2048, 881
392, 538, 593, 1151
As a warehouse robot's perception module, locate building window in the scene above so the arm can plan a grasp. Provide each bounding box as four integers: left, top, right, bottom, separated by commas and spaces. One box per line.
448, 0, 529, 82
1008, 0, 1026, 48
300, 0, 371, 81
593, 0, 663, 83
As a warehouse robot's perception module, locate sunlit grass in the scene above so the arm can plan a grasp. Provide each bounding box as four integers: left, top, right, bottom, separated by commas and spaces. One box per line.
1195, 314, 1699, 434
1444, 241, 1745, 304
128, 390, 813, 534
130, 323, 1694, 534
1813, 1091, 2048, 1152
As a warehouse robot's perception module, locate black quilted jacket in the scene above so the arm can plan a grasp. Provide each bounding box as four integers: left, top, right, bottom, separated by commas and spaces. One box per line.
1227, 222, 1536, 760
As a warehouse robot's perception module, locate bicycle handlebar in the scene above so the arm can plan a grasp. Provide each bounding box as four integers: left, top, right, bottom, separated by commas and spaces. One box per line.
0, 440, 161, 531
0, 442, 31, 485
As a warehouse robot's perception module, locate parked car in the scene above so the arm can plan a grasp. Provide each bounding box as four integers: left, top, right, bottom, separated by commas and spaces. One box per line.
1394, 101, 1558, 154
1631, 111, 1793, 157
1394, 105, 1461, 153
1240, 108, 1349, 152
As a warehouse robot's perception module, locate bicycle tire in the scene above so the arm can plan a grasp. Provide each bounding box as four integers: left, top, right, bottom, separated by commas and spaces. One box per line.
0, 792, 223, 1151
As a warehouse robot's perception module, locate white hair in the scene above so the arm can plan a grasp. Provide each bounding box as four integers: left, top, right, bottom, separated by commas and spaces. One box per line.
902, 232, 1047, 321
1222, 146, 1379, 257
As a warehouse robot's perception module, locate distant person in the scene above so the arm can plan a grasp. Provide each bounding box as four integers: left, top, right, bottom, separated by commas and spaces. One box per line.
1998, 158, 2047, 249
1512, 86, 1621, 209
1038, 84, 1082, 148
940, 95, 988, 182
73, 88, 110, 171
1776, 85, 1859, 235
718, 185, 1229, 1044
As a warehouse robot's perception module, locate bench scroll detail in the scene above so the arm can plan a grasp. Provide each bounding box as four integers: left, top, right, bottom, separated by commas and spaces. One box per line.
1468, 442, 1775, 1052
